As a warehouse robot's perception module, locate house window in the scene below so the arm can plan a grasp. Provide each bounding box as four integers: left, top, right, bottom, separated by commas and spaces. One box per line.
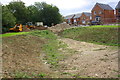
99, 11, 102, 14
83, 17, 86, 19
82, 20, 86, 24
90, 16, 92, 20
68, 19, 70, 23
95, 16, 101, 22
94, 11, 96, 15
119, 9, 120, 13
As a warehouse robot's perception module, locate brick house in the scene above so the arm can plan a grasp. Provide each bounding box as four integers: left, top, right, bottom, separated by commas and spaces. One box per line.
73, 13, 82, 25
64, 14, 75, 25
80, 12, 92, 25
91, 3, 115, 24
115, 1, 120, 23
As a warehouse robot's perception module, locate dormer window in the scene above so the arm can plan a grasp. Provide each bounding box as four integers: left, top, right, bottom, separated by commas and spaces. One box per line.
94, 11, 96, 15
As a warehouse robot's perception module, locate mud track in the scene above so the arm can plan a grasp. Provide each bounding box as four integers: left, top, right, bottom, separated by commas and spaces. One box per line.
58, 38, 118, 78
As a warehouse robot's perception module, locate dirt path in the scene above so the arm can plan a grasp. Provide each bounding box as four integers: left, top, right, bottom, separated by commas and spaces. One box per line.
58, 38, 118, 78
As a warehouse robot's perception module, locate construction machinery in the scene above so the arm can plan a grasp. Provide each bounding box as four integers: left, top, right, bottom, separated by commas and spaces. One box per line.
9, 24, 23, 32
25, 22, 35, 29
9, 22, 47, 32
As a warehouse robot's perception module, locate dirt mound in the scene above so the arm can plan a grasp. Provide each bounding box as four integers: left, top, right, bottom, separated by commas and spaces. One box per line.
48, 23, 71, 33
22, 26, 47, 32
34, 26, 47, 30
22, 26, 31, 32
2, 35, 52, 78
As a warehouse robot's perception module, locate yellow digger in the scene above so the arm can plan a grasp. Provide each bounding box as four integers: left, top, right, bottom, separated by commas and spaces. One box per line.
9, 24, 23, 32
25, 22, 35, 29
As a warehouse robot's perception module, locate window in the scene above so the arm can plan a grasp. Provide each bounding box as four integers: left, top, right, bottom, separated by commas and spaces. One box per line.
90, 16, 92, 20
94, 11, 96, 15
82, 20, 86, 24
68, 19, 70, 23
99, 11, 102, 14
83, 17, 86, 19
95, 16, 101, 21
119, 9, 120, 13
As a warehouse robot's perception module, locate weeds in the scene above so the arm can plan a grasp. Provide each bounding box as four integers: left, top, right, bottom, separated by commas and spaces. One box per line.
30, 30, 67, 67
37, 73, 46, 78
14, 72, 47, 78
14, 72, 31, 78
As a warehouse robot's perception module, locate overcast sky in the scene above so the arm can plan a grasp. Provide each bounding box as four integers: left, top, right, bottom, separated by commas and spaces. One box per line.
1, 0, 119, 16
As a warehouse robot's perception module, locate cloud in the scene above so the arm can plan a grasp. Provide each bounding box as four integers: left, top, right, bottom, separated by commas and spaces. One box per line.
1, 0, 119, 16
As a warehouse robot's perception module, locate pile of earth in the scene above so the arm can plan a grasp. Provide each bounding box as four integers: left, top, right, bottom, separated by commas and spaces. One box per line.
22, 26, 47, 32
48, 23, 71, 33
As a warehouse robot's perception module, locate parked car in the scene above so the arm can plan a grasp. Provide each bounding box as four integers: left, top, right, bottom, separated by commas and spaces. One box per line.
91, 21, 101, 25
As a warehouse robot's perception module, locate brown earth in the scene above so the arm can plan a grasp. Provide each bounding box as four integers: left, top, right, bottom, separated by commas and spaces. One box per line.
48, 23, 71, 33
2, 33, 119, 78
2, 35, 53, 78
58, 38, 118, 78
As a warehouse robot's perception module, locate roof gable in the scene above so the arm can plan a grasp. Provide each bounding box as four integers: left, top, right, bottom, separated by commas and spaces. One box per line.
92, 3, 114, 11
115, 1, 120, 9
97, 3, 113, 10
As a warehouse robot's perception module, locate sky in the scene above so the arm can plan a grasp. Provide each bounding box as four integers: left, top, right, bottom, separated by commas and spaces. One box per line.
1, 0, 119, 16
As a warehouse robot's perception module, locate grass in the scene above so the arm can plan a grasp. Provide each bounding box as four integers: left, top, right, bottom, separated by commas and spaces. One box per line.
14, 72, 31, 78
2, 30, 69, 78
29, 30, 67, 67
1, 32, 30, 37
59, 25, 119, 46
88, 25, 120, 28
14, 72, 47, 78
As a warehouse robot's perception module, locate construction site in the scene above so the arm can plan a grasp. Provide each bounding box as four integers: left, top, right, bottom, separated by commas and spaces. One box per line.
1, 22, 119, 78
1, 0, 119, 79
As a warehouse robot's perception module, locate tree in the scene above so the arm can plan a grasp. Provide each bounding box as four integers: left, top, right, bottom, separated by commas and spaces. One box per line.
33, 2, 63, 26
27, 5, 40, 23
2, 5, 16, 33
7, 1, 28, 24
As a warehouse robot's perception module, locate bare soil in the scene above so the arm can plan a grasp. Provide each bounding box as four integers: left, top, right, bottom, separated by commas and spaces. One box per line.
58, 38, 118, 78
2, 35, 53, 78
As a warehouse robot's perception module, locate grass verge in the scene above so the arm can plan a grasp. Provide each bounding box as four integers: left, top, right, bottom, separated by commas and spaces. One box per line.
1, 32, 30, 37
88, 25, 119, 28
59, 25, 119, 46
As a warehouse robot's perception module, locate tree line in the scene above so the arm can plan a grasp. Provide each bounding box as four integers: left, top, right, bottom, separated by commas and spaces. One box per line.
2, 1, 63, 33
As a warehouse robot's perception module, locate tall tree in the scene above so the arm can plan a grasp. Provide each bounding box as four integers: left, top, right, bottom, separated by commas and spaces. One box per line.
34, 2, 63, 26
7, 1, 28, 24
27, 5, 40, 23
2, 5, 16, 33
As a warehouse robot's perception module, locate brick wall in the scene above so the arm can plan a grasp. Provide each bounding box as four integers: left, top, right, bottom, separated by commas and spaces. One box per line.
92, 5, 104, 21
92, 4, 115, 24
80, 13, 91, 25
116, 9, 120, 23
65, 18, 74, 25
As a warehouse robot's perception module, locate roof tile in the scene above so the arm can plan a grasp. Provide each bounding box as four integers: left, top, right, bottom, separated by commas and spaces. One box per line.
96, 3, 114, 10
